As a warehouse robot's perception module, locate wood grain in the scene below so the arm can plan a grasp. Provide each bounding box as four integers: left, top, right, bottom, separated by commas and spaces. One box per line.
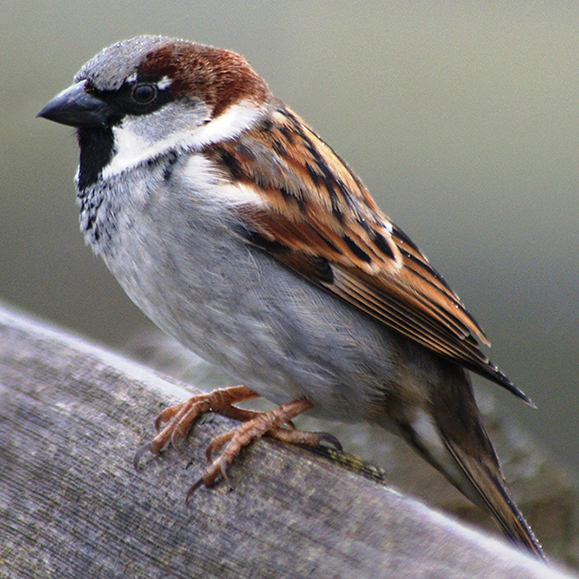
0, 302, 573, 579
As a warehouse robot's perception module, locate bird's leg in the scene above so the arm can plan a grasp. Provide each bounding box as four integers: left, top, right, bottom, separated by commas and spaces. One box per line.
134, 386, 342, 491
134, 385, 260, 467
186, 397, 342, 500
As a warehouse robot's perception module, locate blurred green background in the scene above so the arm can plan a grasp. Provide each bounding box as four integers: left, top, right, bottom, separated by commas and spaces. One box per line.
2, 1, 578, 474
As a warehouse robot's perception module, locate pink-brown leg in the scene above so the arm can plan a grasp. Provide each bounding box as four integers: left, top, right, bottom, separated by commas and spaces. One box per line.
134, 385, 259, 468
186, 398, 342, 500
205, 425, 341, 462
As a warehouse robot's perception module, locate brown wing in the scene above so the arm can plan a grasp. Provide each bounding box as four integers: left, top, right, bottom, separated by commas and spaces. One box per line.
203, 104, 530, 403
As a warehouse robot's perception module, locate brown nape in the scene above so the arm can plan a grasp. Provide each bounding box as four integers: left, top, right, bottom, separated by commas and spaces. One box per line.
139, 41, 270, 117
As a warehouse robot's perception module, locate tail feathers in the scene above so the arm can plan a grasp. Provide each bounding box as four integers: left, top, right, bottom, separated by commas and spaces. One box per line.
441, 433, 546, 561
402, 410, 546, 561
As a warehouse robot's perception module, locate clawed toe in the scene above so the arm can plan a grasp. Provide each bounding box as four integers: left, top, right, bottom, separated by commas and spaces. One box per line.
136, 389, 344, 501
154, 402, 184, 431
205, 430, 235, 461
133, 442, 152, 470
133, 385, 259, 469
317, 432, 343, 452
186, 456, 229, 503
185, 398, 345, 500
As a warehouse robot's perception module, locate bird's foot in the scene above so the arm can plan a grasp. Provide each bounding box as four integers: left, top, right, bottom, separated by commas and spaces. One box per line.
186, 397, 342, 500
134, 386, 342, 500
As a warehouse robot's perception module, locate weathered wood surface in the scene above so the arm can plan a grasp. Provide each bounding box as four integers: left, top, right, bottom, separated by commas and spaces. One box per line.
0, 302, 575, 579
127, 325, 578, 562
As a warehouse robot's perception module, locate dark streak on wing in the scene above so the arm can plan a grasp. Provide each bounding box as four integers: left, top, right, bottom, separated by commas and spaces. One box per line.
202, 103, 531, 404
343, 235, 372, 263
372, 231, 396, 260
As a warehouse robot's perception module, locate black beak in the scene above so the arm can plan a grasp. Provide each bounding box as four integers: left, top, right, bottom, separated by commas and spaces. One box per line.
37, 81, 113, 129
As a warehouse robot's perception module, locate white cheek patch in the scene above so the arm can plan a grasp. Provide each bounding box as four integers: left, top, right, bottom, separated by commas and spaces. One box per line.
100, 100, 263, 180
102, 122, 168, 179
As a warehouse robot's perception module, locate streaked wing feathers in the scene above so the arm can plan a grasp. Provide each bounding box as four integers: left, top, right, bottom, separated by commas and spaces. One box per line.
202, 105, 529, 402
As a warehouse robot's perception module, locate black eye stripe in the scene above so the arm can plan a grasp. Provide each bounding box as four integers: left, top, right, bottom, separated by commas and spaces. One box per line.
92, 76, 174, 119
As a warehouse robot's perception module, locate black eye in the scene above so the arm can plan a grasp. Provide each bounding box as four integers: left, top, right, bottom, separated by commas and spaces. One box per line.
131, 83, 157, 104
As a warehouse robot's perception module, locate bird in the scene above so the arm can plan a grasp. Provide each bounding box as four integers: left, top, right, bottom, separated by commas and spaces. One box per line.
38, 35, 545, 559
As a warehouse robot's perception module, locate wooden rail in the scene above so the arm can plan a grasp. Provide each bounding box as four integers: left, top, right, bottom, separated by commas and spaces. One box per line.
0, 302, 574, 578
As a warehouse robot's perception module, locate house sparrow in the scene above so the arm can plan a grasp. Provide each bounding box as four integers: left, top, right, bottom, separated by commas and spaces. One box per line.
38, 35, 544, 559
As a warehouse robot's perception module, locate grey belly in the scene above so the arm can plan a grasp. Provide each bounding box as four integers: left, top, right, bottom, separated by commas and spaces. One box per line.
100, 201, 428, 423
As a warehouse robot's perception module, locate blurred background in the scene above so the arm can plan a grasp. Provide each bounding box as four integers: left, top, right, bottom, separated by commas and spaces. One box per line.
2, 0, 578, 480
